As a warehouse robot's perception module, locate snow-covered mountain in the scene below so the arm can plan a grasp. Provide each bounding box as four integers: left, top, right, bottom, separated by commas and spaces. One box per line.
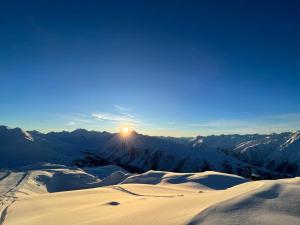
0, 126, 78, 167
0, 125, 299, 178
191, 131, 300, 176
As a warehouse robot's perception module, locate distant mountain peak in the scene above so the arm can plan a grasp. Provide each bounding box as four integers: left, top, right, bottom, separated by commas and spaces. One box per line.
72, 128, 89, 134
283, 131, 300, 146
23, 130, 34, 142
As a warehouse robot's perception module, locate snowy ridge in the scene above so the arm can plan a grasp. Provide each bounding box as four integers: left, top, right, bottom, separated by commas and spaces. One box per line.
121, 170, 249, 190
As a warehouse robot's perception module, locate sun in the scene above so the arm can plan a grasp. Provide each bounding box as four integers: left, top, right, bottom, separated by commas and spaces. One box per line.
121, 126, 130, 136
122, 126, 129, 133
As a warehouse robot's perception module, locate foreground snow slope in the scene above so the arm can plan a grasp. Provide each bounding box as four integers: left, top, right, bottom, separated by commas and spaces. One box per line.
187, 178, 300, 225
2, 169, 256, 225
5, 182, 263, 225
0, 163, 129, 224
1, 164, 299, 225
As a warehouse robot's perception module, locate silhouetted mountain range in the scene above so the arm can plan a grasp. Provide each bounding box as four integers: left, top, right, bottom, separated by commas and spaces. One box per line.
1, 125, 299, 179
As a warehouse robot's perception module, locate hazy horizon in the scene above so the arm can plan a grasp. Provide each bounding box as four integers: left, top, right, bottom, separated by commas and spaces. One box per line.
1, 123, 299, 138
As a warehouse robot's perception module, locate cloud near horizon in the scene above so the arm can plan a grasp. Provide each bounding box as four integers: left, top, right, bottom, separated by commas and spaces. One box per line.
44, 110, 300, 136
92, 112, 140, 124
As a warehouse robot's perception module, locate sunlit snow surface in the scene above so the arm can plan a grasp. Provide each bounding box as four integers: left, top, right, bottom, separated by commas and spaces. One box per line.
0, 163, 299, 225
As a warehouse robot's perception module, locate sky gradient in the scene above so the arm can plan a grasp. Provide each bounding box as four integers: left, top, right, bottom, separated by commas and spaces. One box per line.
0, 0, 300, 136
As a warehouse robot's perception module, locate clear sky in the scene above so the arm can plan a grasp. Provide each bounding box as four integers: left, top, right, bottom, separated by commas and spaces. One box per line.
0, 0, 300, 136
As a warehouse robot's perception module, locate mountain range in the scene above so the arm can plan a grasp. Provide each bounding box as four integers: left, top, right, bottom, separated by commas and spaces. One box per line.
1, 125, 299, 179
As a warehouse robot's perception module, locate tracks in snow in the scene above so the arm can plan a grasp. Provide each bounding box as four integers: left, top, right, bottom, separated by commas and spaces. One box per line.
0, 171, 30, 225
0, 172, 11, 183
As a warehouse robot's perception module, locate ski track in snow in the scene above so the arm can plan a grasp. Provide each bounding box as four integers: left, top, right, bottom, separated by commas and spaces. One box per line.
0, 171, 30, 225
0, 172, 11, 183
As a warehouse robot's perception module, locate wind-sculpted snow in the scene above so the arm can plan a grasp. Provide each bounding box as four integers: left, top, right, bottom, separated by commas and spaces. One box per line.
0, 163, 130, 196
1, 164, 299, 225
186, 178, 300, 225
83, 165, 129, 179
121, 170, 249, 190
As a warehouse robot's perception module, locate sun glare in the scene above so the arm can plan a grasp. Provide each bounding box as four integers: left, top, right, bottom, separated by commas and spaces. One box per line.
121, 126, 130, 136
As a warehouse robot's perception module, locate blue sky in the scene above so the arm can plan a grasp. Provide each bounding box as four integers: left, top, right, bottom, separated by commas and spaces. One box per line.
0, 0, 300, 136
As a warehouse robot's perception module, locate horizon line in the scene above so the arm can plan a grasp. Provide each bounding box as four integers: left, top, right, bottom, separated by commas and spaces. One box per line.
1, 124, 299, 139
